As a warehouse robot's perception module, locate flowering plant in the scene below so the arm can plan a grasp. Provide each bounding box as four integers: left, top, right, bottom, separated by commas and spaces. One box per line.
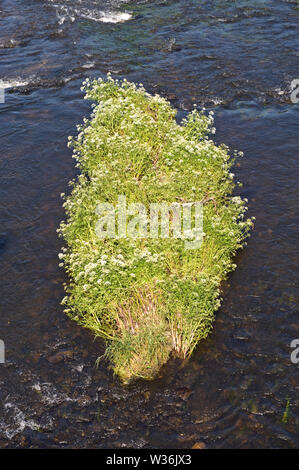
58, 75, 253, 382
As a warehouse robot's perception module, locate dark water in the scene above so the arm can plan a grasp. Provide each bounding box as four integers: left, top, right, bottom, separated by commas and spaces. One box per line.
0, 0, 298, 448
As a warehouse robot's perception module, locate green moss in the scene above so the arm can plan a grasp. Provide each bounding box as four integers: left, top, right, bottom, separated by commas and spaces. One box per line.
58, 75, 253, 383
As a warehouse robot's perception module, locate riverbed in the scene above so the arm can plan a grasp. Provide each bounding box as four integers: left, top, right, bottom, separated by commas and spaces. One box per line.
0, 0, 298, 448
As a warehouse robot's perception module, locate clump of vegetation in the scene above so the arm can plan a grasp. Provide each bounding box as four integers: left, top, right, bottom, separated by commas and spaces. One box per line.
58, 74, 253, 383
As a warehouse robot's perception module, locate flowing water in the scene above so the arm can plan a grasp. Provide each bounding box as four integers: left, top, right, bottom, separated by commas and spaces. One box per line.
0, 0, 298, 448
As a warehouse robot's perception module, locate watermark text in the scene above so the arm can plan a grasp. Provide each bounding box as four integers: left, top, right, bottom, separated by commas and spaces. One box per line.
0, 339, 5, 363
95, 195, 204, 249
290, 79, 299, 104
290, 339, 299, 364
0, 88, 5, 104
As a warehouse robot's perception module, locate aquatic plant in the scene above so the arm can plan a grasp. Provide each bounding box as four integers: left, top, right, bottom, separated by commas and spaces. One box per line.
58, 75, 253, 383
282, 399, 291, 424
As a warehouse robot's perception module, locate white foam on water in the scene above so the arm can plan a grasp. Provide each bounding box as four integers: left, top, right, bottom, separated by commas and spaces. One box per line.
32, 382, 73, 406
78, 10, 132, 23
46, 1, 132, 25
82, 62, 95, 69
274, 87, 285, 96
0, 79, 28, 89
210, 96, 223, 105
56, 8, 75, 25
1, 402, 40, 439
32, 380, 94, 407
58, 15, 66, 25
99, 11, 132, 23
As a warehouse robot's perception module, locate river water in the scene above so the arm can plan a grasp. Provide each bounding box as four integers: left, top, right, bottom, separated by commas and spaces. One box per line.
0, 0, 298, 448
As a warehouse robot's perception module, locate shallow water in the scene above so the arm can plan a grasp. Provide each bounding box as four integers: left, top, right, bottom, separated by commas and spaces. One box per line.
0, 0, 298, 448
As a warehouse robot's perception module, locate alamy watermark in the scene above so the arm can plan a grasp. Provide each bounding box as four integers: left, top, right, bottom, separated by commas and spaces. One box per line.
290, 339, 299, 364
0, 88, 5, 104
95, 195, 204, 249
0, 339, 4, 363
290, 79, 299, 104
